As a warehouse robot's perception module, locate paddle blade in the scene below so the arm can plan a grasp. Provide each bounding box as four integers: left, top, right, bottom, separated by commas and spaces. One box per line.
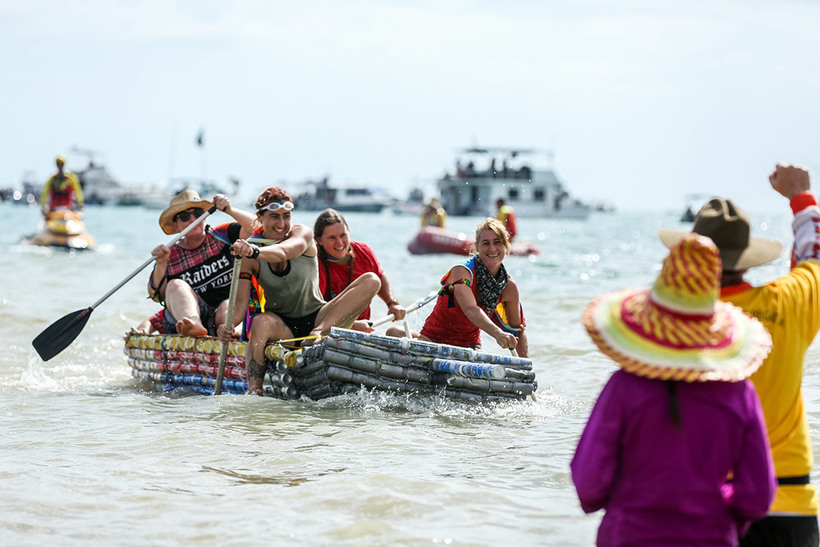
32, 307, 93, 361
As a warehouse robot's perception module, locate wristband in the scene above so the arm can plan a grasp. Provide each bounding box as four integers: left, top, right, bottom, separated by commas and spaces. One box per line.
250, 245, 260, 259
387, 299, 400, 306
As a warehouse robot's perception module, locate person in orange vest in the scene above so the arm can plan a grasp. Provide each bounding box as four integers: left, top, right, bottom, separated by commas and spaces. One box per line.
496, 198, 517, 241
40, 155, 84, 215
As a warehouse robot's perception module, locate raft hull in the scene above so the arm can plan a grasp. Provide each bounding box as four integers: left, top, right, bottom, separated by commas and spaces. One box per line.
123, 327, 537, 401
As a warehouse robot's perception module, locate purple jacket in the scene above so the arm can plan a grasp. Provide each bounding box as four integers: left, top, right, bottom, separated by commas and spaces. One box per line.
571, 370, 776, 546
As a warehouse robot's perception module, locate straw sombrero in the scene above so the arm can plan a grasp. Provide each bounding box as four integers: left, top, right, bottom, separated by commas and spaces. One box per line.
658, 197, 782, 271
583, 234, 772, 382
158, 190, 213, 235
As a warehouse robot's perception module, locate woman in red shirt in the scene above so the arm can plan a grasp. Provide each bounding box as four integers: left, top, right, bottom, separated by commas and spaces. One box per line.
314, 208, 406, 331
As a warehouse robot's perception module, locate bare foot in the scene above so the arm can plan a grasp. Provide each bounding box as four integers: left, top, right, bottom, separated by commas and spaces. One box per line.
176, 317, 208, 337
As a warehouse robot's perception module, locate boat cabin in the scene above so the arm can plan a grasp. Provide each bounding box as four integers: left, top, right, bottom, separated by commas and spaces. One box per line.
437, 147, 590, 219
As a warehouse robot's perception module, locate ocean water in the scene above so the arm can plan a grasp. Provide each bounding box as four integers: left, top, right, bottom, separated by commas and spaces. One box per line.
2, 202, 818, 546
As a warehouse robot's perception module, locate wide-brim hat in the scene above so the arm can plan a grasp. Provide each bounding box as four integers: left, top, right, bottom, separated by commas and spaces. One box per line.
159, 190, 213, 235
583, 234, 772, 382
658, 197, 782, 271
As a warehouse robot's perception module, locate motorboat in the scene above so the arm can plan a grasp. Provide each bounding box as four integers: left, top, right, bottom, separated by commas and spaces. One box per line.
437, 147, 591, 219
680, 193, 713, 223
291, 177, 390, 213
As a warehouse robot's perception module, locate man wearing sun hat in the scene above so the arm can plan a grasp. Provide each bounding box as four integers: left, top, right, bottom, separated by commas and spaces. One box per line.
148, 189, 257, 337
572, 233, 776, 545
658, 163, 820, 546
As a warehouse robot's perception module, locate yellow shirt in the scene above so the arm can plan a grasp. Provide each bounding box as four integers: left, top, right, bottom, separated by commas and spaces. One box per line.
40, 171, 83, 211
421, 207, 446, 228
722, 260, 820, 515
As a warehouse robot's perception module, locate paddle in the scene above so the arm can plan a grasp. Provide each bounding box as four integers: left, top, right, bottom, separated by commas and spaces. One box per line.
32, 205, 218, 361
368, 290, 438, 328
214, 256, 242, 395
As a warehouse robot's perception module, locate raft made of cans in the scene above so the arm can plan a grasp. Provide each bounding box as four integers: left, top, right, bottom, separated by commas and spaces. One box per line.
123, 327, 537, 401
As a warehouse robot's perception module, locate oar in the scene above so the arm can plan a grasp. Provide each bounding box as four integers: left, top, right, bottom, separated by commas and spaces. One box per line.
368, 290, 438, 328
214, 256, 242, 395
32, 205, 218, 361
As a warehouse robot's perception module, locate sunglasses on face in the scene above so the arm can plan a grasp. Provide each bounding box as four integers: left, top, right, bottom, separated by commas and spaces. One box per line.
174, 207, 204, 222
257, 201, 294, 214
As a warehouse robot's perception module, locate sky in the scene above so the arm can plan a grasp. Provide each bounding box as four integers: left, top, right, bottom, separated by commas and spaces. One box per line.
2, 0, 819, 213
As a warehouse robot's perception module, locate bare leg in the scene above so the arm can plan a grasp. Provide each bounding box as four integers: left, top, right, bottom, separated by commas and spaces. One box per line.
351, 319, 374, 332
165, 279, 207, 336
312, 272, 380, 337
385, 325, 420, 338
244, 312, 293, 396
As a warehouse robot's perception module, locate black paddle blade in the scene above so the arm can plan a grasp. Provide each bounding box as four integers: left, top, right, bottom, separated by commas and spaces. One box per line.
32, 307, 93, 361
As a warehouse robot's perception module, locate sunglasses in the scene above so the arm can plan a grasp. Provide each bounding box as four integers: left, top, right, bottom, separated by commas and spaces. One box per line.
257, 201, 294, 214
174, 207, 204, 222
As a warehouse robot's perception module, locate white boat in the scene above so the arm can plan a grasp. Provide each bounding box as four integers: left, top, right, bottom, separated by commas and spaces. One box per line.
291, 177, 390, 213
437, 147, 591, 219
76, 161, 124, 205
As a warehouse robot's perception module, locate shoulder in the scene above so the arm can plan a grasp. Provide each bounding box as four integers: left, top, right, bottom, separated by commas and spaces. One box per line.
351, 240, 372, 252
447, 261, 473, 281
352, 240, 377, 258
291, 223, 313, 239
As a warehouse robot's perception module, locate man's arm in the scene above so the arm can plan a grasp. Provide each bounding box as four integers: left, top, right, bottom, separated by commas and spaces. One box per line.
68, 173, 83, 208
213, 194, 258, 238
770, 163, 820, 265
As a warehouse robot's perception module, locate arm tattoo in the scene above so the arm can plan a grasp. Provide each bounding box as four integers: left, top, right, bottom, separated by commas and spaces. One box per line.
247, 358, 267, 380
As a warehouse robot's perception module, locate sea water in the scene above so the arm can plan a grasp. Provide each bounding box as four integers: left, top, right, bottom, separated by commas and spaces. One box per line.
1, 202, 818, 546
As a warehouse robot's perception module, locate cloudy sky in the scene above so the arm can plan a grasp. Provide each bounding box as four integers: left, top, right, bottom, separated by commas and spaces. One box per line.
2, 0, 819, 212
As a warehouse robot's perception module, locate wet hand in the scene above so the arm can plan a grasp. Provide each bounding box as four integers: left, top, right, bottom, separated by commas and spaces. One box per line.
770, 163, 811, 199
494, 331, 517, 350
213, 194, 230, 212
216, 324, 236, 343
389, 304, 406, 321
231, 239, 260, 259
151, 245, 170, 262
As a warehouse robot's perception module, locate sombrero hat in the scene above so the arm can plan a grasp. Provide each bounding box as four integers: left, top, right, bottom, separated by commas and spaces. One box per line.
158, 190, 213, 235
583, 234, 772, 382
658, 197, 782, 271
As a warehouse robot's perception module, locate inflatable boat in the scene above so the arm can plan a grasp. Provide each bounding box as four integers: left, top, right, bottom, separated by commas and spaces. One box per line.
124, 327, 537, 401
407, 226, 540, 257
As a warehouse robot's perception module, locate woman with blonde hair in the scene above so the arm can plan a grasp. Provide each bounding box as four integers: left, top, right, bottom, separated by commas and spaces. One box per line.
388, 217, 528, 357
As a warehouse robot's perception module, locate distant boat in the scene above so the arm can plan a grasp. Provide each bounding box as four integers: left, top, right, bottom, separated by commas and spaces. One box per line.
680, 193, 713, 223
391, 187, 425, 216
291, 177, 389, 213
128, 177, 241, 210
76, 161, 124, 205
437, 147, 592, 219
